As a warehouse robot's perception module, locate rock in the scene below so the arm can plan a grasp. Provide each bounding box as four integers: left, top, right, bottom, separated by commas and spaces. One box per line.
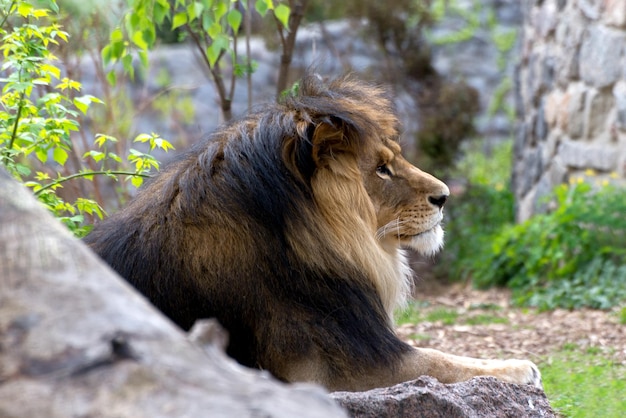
604, 0, 626, 29
331, 376, 555, 418
0, 169, 346, 418
584, 89, 614, 139
579, 26, 626, 89
612, 80, 626, 131
559, 140, 619, 171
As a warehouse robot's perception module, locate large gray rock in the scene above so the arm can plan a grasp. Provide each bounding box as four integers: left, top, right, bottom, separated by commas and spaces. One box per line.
0, 169, 346, 418
332, 376, 555, 418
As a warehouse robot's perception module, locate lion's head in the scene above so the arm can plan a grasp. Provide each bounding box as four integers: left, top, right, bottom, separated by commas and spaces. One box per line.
280, 75, 450, 319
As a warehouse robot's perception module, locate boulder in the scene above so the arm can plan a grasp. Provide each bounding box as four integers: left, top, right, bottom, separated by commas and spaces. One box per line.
0, 169, 346, 418
331, 376, 555, 418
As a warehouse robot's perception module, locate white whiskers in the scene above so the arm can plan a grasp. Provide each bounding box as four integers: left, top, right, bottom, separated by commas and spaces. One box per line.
376, 218, 409, 241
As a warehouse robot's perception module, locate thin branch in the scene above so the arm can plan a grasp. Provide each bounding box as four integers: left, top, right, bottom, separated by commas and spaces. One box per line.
185, 24, 231, 120
0, 0, 17, 30
34, 170, 152, 196
245, 0, 252, 110
7, 91, 25, 150
229, 24, 238, 108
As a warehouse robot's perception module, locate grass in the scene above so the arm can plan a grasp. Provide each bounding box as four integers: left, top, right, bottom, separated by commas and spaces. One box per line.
540, 347, 626, 417
619, 306, 626, 325
464, 314, 509, 326
396, 302, 508, 327
426, 308, 459, 325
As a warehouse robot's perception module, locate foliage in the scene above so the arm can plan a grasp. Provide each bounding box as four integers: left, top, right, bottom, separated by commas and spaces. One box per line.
415, 81, 479, 173
0, 0, 172, 236
471, 180, 626, 310
541, 348, 626, 417
441, 136, 626, 310
415, 0, 518, 172
104, 0, 292, 120
438, 140, 515, 280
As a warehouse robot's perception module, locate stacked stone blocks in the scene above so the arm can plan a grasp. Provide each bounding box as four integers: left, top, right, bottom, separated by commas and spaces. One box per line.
515, 0, 626, 221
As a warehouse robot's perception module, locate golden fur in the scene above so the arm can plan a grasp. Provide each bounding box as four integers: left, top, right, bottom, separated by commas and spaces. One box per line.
85, 74, 541, 391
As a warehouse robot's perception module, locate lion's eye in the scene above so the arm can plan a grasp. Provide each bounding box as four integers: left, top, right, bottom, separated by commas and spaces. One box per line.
376, 164, 393, 178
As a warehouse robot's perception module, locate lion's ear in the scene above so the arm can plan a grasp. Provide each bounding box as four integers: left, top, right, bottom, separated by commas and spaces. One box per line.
283, 116, 356, 182
310, 117, 356, 167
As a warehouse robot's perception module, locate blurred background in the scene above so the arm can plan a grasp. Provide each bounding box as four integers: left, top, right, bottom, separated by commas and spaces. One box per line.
2, 0, 626, 313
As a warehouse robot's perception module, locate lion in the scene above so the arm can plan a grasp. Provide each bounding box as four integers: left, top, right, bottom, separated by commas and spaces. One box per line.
84, 73, 541, 392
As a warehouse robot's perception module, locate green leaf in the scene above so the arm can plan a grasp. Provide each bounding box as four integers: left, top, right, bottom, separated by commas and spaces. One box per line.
214, 1, 228, 20
131, 175, 144, 188
15, 164, 32, 177
134, 133, 152, 143
73, 96, 90, 114
17, 2, 33, 17
206, 42, 221, 67
139, 50, 149, 68
255, 0, 269, 16
132, 30, 148, 50
122, 54, 134, 79
36, 148, 48, 163
48, 0, 60, 14
101, 44, 112, 65
110, 27, 124, 43
84, 150, 105, 162
107, 152, 122, 163
110, 40, 125, 61
274, 4, 290, 29
189, 2, 204, 21
172, 12, 188, 29
53, 147, 68, 165
154, 0, 170, 24
227, 9, 242, 32
95, 134, 118, 147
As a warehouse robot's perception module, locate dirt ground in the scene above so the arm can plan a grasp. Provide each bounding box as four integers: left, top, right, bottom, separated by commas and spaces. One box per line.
396, 278, 626, 366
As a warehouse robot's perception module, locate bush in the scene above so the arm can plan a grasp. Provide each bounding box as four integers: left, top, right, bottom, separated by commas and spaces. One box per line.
471, 181, 626, 309
438, 140, 515, 281
440, 183, 514, 281
441, 138, 626, 310
0, 0, 172, 236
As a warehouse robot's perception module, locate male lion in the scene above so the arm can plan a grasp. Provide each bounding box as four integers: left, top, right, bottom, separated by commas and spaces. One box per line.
85, 74, 541, 392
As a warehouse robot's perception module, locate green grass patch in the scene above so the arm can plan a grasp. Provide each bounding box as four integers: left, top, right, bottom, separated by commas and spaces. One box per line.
407, 333, 431, 342
396, 301, 428, 325
463, 314, 509, 326
619, 306, 626, 325
540, 348, 626, 417
426, 308, 459, 325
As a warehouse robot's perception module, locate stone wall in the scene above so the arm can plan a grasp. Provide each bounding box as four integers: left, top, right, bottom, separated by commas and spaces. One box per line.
514, 0, 626, 221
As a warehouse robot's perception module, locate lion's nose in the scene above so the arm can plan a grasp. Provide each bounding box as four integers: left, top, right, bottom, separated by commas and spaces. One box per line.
428, 194, 448, 209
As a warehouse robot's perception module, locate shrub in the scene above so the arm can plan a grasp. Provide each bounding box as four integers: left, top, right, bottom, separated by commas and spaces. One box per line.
471, 181, 626, 309
438, 140, 515, 281
0, 0, 172, 236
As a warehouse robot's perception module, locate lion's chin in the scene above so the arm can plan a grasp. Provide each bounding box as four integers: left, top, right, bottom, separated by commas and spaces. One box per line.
404, 224, 444, 257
